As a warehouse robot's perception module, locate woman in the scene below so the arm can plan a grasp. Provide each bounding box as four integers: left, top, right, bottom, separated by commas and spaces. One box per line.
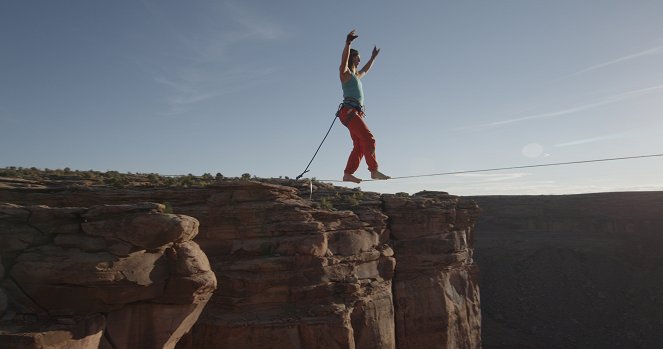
338, 29, 390, 183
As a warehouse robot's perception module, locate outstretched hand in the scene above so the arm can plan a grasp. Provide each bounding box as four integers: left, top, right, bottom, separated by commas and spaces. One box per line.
371, 45, 381, 58
346, 29, 358, 43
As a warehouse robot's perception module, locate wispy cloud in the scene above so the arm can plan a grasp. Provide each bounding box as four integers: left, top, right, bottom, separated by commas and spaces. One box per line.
561, 45, 663, 79
139, 0, 286, 116
154, 66, 279, 115
447, 180, 558, 194
223, 1, 286, 41
554, 133, 627, 148
445, 181, 663, 196
453, 172, 531, 182
457, 84, 663, 130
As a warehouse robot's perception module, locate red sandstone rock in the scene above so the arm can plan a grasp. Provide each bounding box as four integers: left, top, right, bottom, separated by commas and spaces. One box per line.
185, 182, 396, 349
384, 192, 482, 349
0, 178, 481, 349
0, 202, 216, 349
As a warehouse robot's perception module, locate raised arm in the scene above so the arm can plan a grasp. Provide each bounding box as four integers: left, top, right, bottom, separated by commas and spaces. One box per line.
340, 30, 358, 82
357, 45, 380, 78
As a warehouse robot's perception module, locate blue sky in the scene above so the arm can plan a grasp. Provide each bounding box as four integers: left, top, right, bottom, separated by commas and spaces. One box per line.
2, 1, 663, 195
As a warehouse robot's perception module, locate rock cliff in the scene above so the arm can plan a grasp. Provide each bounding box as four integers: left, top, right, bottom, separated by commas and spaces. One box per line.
0, 201, 216, 349
383, 192, 481, 349
0, 177, 481, 348
470, 192, 663, 349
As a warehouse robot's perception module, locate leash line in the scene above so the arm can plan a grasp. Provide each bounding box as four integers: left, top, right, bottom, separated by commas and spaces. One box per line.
295, 114, 339, 180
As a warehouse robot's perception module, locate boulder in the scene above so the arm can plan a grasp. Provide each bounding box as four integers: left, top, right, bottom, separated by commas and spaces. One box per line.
0, 203, 216, 349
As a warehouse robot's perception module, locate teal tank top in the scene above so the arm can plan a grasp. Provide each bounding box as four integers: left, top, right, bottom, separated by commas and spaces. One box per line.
342, 73, 364, 105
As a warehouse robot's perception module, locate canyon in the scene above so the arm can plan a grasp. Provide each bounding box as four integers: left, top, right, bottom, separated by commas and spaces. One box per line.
471, 193, 663, 349
3, 172, 661, 349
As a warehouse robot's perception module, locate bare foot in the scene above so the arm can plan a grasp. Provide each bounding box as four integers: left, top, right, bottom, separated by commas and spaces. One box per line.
370, 170, 390, 180
343, 173, 362, 183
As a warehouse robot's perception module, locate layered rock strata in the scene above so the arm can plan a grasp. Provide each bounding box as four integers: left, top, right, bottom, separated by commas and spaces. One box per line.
0, 178, 481, 349
0, 202, 216, 349
384, 192, 481, 349
182, 182, 397, 349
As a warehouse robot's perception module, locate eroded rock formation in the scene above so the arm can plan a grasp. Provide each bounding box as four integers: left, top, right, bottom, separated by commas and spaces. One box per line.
182, 182, 397, 349
384, 192, 481, 349
0, 202, 216, 349
0, 177, 481, 349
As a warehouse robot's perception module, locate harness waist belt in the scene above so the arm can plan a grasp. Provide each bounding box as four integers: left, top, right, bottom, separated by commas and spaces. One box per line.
336, 98, 365, 126
341, 97, 364, 112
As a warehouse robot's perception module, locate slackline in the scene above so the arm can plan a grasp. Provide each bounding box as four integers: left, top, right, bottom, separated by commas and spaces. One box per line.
315, 153, 663, 183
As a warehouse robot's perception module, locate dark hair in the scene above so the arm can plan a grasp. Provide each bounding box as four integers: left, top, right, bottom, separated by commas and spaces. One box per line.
348, 49, 359, 66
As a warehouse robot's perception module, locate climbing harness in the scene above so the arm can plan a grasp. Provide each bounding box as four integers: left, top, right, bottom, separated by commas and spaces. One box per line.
295, 98, 366, 180
337, 97, 365, 126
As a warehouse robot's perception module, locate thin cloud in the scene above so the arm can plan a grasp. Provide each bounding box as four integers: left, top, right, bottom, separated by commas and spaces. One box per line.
446, 182, 662, 195
140, 0, 284, 61
224, 2, 286, 41
453, 172, 531, 182
562, 45, 663, 79
171, 90, 225, 105
555, 133, 627, 148
139, 1, 286, 116
154, 76, 191, 93
458, 84, 663, 130
440, 179, 559, 196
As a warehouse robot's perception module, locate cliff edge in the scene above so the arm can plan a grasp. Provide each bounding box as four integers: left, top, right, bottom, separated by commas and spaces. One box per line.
0, 175, 481, 349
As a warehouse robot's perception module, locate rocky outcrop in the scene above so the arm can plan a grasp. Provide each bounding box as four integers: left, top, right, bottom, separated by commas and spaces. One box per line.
384, 192, 481, 349
470, 193, 663, 349
0, 178, 481, 349
180, 182, 397, 349
0, 202, 216, 349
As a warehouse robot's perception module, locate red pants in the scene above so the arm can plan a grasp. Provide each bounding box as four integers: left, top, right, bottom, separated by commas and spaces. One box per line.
338, 106, 378, 174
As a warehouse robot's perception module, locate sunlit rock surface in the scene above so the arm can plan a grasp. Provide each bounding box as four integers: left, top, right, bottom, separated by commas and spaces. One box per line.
1, 177, 481, 349
0, 202, 216, 349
